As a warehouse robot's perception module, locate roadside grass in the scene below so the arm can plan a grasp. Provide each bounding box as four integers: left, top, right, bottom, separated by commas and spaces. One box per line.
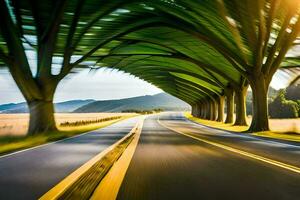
185, 113, 248, 132
0, 113, 135, 136
252, 131, 300, 142
0, 115, 137, 156
184, 112, 300, 142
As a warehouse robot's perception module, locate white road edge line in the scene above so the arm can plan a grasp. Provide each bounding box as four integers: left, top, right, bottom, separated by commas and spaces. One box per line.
157, 117, 300, 174
184, 115, 300, 148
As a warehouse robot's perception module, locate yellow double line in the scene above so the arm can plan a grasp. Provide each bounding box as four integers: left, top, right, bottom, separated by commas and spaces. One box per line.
90, 117, 144, 199
40, 116, 145, 200
157, 118, 300, 174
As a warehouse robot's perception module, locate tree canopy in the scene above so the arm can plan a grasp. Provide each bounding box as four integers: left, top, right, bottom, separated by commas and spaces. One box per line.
0, 0, 300, 134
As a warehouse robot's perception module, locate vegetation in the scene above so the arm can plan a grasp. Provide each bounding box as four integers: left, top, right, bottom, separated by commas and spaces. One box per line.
0, 114, 135, 155
60, 116, 122, 127
1, 0, 300, 135
185, 112, 300, 142
97, 0, 300, 132
0, 0, 162, 135
122, 108, 163, 114
0, 113, 136, 136
269, 88, 300, 119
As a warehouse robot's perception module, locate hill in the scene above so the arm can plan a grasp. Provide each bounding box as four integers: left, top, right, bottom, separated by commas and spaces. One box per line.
74, 93, 191, 113
0, 99, 95, 113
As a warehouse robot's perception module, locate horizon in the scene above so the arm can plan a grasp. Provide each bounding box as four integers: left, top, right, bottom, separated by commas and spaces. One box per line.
0, 68, 292, 104
0, 68, 163, 104
0, 92, 171, 105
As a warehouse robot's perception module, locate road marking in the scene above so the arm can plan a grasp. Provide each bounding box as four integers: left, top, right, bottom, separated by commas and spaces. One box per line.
39, 117, 144, 200
90, 116, 145, 200
184, 114, 300, 148
157, 117, 300, 174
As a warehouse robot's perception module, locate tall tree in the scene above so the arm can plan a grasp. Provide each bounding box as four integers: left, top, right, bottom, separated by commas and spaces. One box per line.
0, 0, 164, 134
145, 0, 300, 131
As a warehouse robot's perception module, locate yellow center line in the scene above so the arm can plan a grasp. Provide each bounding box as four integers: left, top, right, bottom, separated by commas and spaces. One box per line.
157, 118, 300, 174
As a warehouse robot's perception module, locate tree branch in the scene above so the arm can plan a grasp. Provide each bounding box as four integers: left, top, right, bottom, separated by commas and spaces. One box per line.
0, 47, 11, 65
60, 0, 86, 78
0, 0, 41, 101
66, 18, 167, 74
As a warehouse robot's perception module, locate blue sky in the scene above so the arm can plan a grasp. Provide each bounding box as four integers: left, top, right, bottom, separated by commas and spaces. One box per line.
0, 68, 290, 104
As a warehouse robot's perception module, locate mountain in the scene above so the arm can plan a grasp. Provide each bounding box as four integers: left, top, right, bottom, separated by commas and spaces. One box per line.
54, 100, 95, 112
74, 93, 191, 113
0, 99, 95, 113
0, 102, 27, 112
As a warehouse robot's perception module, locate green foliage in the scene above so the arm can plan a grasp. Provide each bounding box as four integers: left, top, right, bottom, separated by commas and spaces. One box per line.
269, 90, 299, 119
60, 116, 122, 127
1, 0, 300, 133
122, 108, 163, 114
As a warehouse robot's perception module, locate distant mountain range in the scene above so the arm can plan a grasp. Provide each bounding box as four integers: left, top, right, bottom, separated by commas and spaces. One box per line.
74, 93, 190, 113
0, 99, 95, 113
0, 93, 190, 113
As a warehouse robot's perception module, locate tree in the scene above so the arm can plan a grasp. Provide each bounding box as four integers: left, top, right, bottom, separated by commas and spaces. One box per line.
145, 0, 300, 131
102, 27, 248, 124
0, 0, 165, 134
1, 0, 299, 134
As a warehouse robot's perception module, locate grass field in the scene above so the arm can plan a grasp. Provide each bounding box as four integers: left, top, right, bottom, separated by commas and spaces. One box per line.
0, 113, 136, 137
185, 113, 300, 142
0, 113, 138, 155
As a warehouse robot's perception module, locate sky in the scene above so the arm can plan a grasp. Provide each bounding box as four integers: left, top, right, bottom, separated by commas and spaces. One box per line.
0, 67, 291, 105
0, 68, 162, 104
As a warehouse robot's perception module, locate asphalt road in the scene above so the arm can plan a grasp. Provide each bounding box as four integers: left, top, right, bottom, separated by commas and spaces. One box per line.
117, 113, 300, 200
0, 116, 139, 200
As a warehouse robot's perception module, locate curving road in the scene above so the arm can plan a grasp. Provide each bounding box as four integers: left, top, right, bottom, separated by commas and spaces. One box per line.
1, 113, 300, 200
117, 113, 300, 200
0, 117, 140, 200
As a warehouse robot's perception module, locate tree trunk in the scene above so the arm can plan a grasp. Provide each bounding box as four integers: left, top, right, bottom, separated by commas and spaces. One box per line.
28, 100, 57, 135
212, 100, 218, 121
204, 101, 209, 119
248, 75, 270, 132
201, 103, 205, 118
225, 89, 234, 124
193, 104, 200, 118
209, 101, 214, 120
234, 85, 248, 126
26, 81, 58, 135
217, 95, 225, 122
191, 105, 196, 116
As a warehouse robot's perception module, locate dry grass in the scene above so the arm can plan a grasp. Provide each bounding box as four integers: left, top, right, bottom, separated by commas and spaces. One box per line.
0, 113, 138, 155
184, 112, 300, 142
268, 118, 300, 133
0, 113, 136, 136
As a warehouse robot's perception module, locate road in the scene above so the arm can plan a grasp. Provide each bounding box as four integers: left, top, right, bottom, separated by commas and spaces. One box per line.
0, 116, 139, 200
117, 113, 300, 200
1, 113, 300, 200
